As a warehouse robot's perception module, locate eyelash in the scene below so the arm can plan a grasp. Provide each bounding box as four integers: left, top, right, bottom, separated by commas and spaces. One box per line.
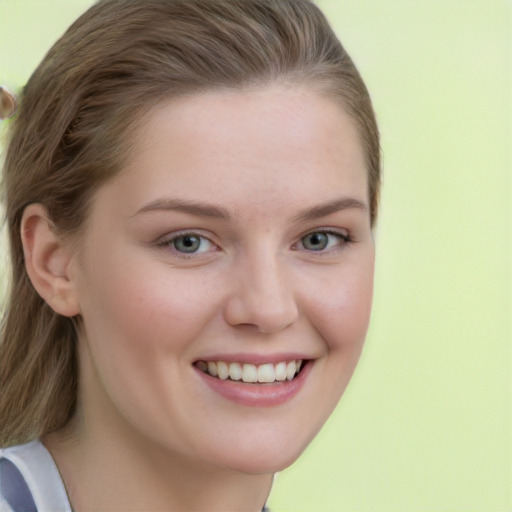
156, 229, 351, 258
157, 232, 217, 258
294, 230, 351, 253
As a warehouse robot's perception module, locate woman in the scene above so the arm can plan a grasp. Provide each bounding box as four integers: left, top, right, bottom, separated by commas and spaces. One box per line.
0, 0, 380, 510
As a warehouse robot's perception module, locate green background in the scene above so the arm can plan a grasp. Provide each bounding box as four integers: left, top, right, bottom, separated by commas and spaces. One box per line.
1, 1, 510, 510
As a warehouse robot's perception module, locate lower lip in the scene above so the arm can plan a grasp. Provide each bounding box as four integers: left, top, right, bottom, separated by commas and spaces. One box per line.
195, 361, 312, 407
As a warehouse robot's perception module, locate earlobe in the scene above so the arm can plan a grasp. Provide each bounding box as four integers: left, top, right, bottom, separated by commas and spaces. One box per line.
21, 204, 80, 317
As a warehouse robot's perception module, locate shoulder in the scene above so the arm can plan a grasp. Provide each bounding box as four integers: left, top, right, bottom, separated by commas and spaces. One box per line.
0, 440, 72, 512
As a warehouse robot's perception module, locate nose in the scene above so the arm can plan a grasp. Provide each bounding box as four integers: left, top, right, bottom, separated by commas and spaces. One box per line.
223, 252, 299, 334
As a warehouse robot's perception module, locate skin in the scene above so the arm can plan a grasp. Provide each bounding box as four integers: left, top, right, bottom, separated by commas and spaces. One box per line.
34, 85, 375, 511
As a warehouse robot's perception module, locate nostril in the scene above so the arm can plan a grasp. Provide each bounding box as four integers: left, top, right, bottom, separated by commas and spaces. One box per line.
224, 289, 299, 334
235, 322, 261, 331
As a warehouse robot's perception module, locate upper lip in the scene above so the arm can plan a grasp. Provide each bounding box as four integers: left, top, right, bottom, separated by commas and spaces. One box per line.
194, 352, 313, 365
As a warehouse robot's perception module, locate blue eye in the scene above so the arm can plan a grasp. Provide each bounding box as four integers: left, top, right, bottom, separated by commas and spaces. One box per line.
173, 235, 201, 253
300, 231, 348, 252
159, 233, 215, 255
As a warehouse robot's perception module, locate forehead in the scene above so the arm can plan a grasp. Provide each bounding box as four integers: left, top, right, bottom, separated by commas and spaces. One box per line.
99, 86, 368, 220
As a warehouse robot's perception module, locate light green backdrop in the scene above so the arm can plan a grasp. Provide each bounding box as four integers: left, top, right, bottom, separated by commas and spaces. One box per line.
1, 1, 510, 511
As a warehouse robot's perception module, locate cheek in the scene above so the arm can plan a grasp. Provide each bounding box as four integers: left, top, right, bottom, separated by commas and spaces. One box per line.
304, 257, 375, 352
74, 254, 225, 440
75, 249, 222, 361
284, 255, 374, 445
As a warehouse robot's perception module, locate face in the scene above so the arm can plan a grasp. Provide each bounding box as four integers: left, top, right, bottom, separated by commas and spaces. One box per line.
69, 85, 375, 474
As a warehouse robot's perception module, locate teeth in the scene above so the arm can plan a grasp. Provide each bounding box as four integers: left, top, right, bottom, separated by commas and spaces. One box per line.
258, 363, 275, 383
286, 361, 297, 381
275, 362, 287, 381
242, 364, 258, 383
217, 361, 229, 380
198, 360, 304, 383
207, 361, 218, 378
229, 362, 242, 381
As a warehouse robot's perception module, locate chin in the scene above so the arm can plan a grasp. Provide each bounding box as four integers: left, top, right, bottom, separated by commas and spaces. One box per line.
223, 452, 302, 476
205, 429, 316, 476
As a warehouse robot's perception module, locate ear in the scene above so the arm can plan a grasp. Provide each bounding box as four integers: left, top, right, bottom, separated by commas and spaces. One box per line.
21, 203, 80, 317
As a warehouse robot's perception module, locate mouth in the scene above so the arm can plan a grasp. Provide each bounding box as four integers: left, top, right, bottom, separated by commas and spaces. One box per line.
194, 357, 312, 407
194, 359, 306, 384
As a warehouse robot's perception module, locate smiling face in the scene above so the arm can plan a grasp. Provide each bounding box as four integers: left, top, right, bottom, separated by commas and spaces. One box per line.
68, 85, 375, 474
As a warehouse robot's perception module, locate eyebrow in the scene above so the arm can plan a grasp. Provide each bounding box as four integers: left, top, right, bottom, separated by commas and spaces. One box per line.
133, 198, 231, 219
133, 196, 367, 221
291, 197, 368, 222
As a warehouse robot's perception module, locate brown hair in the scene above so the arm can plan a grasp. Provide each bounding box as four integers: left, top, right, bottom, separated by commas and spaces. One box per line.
0, 0, 380, 446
